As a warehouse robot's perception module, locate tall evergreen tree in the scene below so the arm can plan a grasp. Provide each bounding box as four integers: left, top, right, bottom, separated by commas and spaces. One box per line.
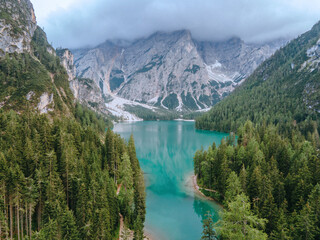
224, 171, 243, 203
0, 111, 145, 239
216, 193, 268, 240
201, 212, 218, 240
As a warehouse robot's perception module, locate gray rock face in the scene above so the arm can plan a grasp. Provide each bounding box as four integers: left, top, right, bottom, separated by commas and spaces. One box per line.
57, 48, 76, 81
57, 48, 112, 115
301, 38, 320, 113
0, 0, 37, 56
73, 30, 285, 110
70, 78, 111, 115
301, 38, 320, 72
37, 92, 54, 114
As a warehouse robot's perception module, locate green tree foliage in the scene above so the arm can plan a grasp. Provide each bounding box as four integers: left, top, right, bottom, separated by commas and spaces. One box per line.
0, 4, 144, 239
216, 193, 268, 240
119, 153, 134, 222
224, 171, 242, 203
201, 212, 218, 240
133, 215, 144, 240
0, 27, 74, 114
195, 121, 320, 239
0, 111, 145, 239
195, 22, 320, 145
74, 103, 112, 132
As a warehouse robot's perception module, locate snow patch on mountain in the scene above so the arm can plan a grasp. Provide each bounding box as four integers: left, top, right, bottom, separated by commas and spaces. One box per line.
301, 38, 320, 72
206, 63, 233, 83
105, 95, 157, 121
71, 31, 286, 115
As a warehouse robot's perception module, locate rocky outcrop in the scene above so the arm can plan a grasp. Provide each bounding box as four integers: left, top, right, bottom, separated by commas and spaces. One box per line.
56, 48, 112, 115
69, 78, 111, 115
57, 48, 76, 81
73, 30, 285, 111
301, 37, 320, 113
0, 0, 37, 56
196, 37, 286, 81
37, 92, 54, 114
301, 38, 320, 72
0, 1, 75, 116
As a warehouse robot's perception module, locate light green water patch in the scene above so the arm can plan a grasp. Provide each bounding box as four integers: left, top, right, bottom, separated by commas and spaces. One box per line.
114, 121, 228, 240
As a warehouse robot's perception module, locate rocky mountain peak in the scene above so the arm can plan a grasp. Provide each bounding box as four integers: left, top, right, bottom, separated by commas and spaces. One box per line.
0, 0, 37, 56
146, 29, 193, 44
57, 48, 76, 81
226, 36, 243, 45
107, 39, 132, 48
73, 30, 285, 112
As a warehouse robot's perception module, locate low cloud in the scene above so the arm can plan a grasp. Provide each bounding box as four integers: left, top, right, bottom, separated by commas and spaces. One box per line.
34, 0, 320, 48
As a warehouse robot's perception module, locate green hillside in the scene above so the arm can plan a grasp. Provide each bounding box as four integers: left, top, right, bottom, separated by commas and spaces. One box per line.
196, 20, 320, 240
196, 121, 320, 239
196, 21, 320, 140
0, 1, 145, 239
0, 27, 75, 116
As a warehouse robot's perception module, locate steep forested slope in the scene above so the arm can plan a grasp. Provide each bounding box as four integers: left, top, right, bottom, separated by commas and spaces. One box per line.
196, 21, 320, 139
196, 121, 320, 239
0, 111, 146, 239
0, 0, 146, 239
0, 27, 75, 116
196, 20, 320, 240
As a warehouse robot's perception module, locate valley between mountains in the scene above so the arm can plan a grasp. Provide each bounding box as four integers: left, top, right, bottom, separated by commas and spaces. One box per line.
1, 0, 320, 240
64, 31, 286, 120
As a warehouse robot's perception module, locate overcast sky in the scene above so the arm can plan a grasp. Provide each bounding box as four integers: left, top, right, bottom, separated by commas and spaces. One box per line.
31, 0, 320, 49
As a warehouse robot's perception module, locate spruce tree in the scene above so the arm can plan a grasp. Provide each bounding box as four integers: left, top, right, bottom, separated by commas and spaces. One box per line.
201, 212, 217, 240
133, 215, 144, 240
61, 210, 79, 240
308, 184, 320, 238
216, 193, 268, 240
224, 171, 243, 203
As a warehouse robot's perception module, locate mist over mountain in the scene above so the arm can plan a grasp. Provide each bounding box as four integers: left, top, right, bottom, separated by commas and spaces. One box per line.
72, 30, 286, 112
32, 0, 320, 48
196, 20, 320, 133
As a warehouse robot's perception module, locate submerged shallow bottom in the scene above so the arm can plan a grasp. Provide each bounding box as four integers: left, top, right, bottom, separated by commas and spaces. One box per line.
114, 121, 228, 240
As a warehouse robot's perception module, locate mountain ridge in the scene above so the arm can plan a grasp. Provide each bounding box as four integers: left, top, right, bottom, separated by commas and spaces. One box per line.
196, 20, 320, 140
72, 29, 286, 112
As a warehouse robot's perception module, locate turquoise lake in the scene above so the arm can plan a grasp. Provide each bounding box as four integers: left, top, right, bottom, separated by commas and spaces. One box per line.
114, 121, 228, 240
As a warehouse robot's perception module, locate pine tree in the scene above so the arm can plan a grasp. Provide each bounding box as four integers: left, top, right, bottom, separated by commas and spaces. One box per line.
201, 212, 217, 240
224, 171, 243, 203
308, 184, 320, 238
105, 128, 115, 181
0, 153, 9, 239
248, 166, 263, 207
119, 153, 134, 192
269, 207, 290, 240
133, 215, 144, 240
134, 171, 146, 223
0, 110, 144, 239
216, 193, 268, 240
61, 210, 80, 240
119, 153, 134, 221
33, 218, 58, 240
293, 203, 315, 240
239, 164, 247, 193
128, 134, 140, 174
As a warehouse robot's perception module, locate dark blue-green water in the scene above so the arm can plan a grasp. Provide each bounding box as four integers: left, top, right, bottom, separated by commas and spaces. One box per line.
114, 121, 228, 240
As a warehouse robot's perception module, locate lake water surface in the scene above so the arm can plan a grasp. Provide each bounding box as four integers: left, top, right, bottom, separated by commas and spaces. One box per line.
114, 121, 228, 240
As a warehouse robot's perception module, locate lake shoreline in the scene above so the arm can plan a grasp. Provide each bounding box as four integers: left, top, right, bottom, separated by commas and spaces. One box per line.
189, 174, 224, 208
118, 211, 155, 240
144, 227, 157, 240
173, 118, 195, 122
114, 121, 228, 239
